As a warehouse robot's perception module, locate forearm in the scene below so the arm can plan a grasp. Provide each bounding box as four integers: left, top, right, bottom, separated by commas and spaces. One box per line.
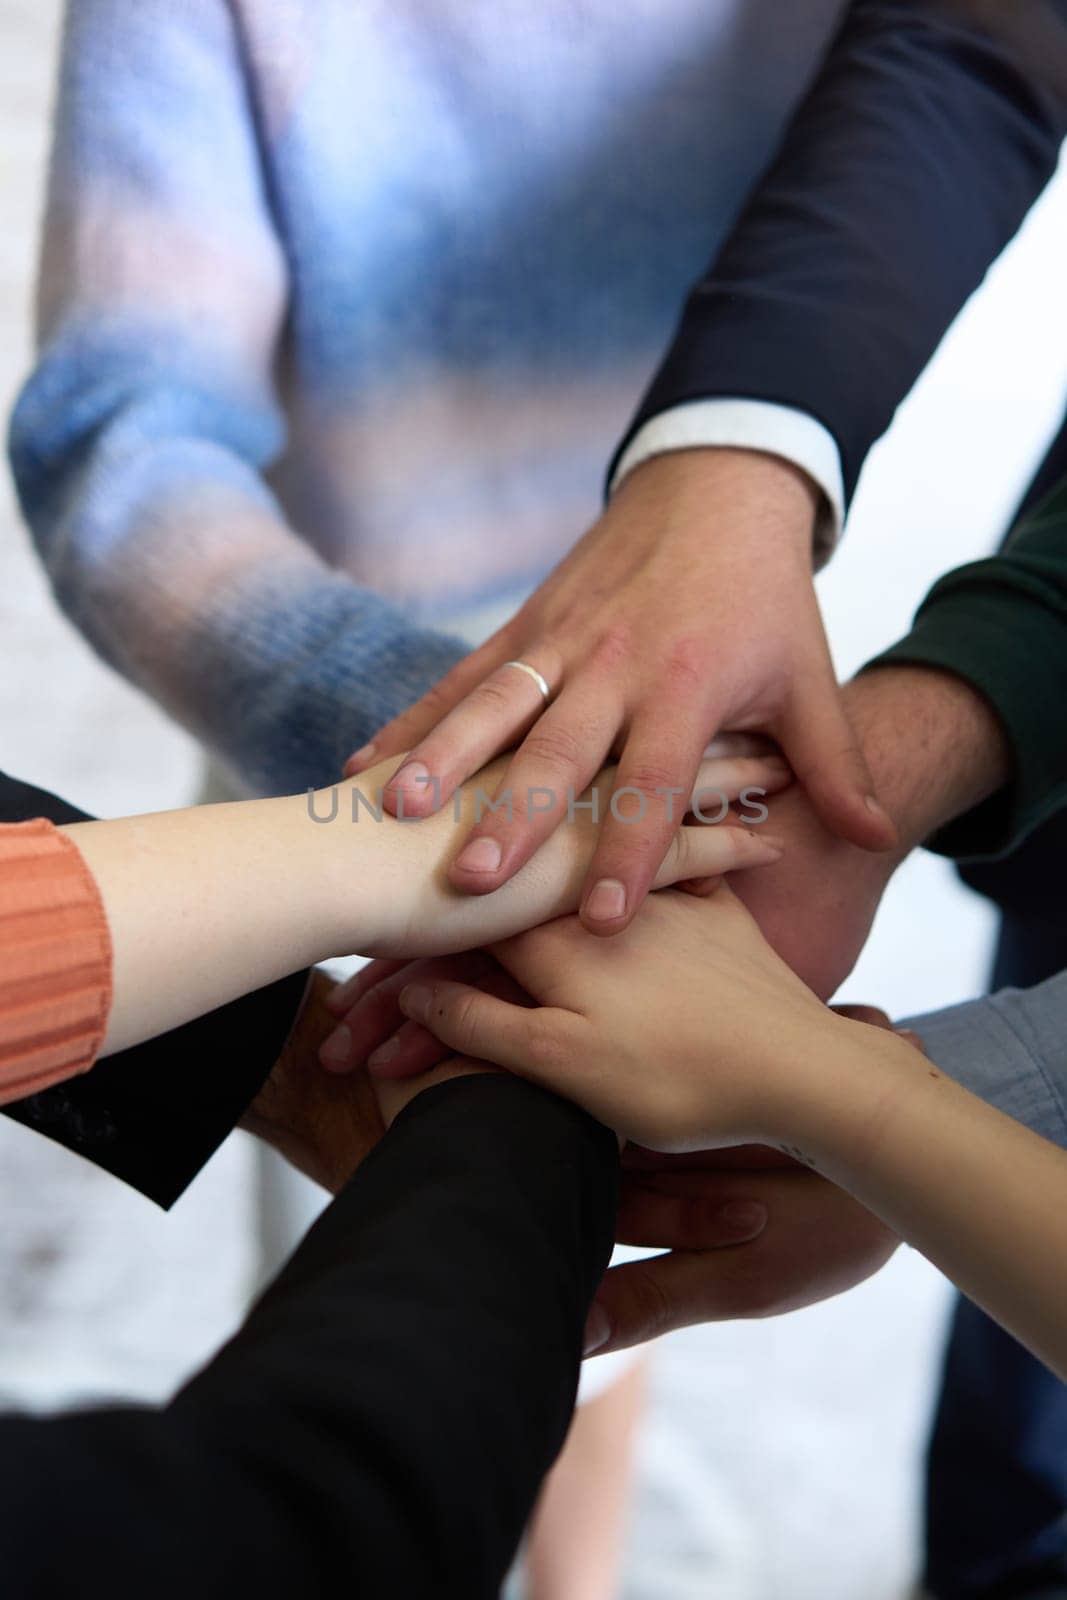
0, 1077, 617, 1597
843, 664, 1013, 851
782, 1021, 1067, 1380
61, 786, 390, 1055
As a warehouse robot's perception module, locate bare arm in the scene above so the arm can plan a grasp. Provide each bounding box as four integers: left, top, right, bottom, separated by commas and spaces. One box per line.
56, 750, 782, 1057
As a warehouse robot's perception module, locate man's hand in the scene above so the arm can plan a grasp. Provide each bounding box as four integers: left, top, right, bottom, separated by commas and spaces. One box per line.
582, 1148, 898, 1356
345, 450, 895, 935
242, 970, 386, 1194
731, 664, 1014, 998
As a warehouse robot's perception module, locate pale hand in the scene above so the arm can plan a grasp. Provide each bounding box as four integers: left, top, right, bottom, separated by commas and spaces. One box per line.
321, 736, 789, 1018
390, 887, 840, 1153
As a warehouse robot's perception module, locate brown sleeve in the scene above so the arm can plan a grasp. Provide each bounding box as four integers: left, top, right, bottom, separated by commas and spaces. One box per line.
0, 818, 113, 1102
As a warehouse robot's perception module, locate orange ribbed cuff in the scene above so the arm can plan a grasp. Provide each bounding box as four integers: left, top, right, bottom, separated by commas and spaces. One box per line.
0, 818, 113, 1102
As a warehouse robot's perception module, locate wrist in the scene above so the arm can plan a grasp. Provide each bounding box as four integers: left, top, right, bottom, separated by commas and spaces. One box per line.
614, 447, 819, 560
776, 1018, 923, 1182
302, 763, 409, 960
842, 666, 1012, 854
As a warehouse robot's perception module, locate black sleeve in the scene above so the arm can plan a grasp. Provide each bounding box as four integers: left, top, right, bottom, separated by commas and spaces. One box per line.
611, 0, 1067, 506
0, 1076, 619, 1600
0, 770, 308, 1207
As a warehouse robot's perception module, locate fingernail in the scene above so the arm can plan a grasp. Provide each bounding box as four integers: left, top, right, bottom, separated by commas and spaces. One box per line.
717, 1200, 768, 1237
347, 742, 377, 772
454, 836, 502, 875
367, 1035, 401, 1072
582, 1304, 612, 1357
319, 1024, 353, 1072
399, 982, 433, 1022
584, 878, 626, 922
865, 794, 889, 819
388, 760, 430, 794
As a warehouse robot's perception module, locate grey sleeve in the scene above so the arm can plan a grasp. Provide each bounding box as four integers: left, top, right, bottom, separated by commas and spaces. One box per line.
903, 969, 1067, 1150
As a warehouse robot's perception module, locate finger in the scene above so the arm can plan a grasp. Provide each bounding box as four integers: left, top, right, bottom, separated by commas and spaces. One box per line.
343, 627, 519, 775
381, 647, 565, 819
652, 824, 783, 891
831, 1003, 894, 1030
578, 701, 712, 934
344, 638, 510, 776
322, 1016, 449, 1077
325, 958, 408, 1016
321, 952, 496, 1073
692, 753, 791, 805
615, 1178, 769, 1253
778, 672, 897, 853
584, 1244, 765, 1356
446, 672, 621, 893
397, 979, 583, 1087
703, 732, 782, 760
366, 962, 531, 1079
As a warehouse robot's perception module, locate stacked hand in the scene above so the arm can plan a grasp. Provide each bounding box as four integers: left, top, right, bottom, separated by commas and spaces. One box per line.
308, 629, 1014, 1353
344, 451, 896, 935
336, 740, 788, 962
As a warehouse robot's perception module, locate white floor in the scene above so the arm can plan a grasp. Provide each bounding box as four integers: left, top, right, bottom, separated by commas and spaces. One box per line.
1, 6, 1065, 1595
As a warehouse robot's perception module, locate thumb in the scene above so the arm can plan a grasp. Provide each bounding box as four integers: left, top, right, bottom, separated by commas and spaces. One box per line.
780, 673, 896, 853
585, 1242, 763, 1357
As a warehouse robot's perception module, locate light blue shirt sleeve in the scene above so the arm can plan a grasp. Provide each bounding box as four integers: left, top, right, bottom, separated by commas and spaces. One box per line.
904, 970, 1067, 1151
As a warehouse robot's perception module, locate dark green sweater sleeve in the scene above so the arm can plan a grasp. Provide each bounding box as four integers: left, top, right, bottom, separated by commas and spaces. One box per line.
865, 474, 1067, 860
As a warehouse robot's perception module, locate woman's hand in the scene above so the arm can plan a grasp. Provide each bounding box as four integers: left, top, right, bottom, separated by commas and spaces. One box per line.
342, 740, 788, 961
385, 887, 848, 1154
344, 451, 895, 937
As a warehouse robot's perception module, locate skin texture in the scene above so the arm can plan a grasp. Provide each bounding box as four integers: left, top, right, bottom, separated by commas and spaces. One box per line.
325, 662, 1016, 1348
392, 888, 1067, 1380
344, 450, 896, 936
242, 969, 386, 1195
60, 745, 783, 1059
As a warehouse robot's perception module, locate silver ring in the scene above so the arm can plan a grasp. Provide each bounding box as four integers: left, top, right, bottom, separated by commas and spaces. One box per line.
502, 659, 552, 705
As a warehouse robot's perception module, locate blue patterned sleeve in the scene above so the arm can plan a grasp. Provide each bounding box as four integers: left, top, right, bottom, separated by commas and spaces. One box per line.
8, 0, 465, 796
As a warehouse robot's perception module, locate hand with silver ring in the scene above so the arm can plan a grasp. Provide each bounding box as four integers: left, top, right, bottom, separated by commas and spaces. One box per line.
344, 451, 895, 935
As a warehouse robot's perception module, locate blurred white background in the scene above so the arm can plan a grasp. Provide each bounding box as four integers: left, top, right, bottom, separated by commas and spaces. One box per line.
1, 4, 1065, 1596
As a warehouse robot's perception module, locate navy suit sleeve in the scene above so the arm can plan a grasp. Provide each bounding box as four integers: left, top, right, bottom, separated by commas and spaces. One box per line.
612, 0, 1067, 505
0, 1077, 619, 1600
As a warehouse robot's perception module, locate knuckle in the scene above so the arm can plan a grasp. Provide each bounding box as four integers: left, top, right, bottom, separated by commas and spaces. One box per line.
473, 676, 517, 715
411, 681, 454, 726
600, 824, 663, 872
448, 990, 483, 1053
628, 1264, 675, 1340
520, 724, 585, 775
620, 761, 682, 800
660, 638, 708, 694
591, 622, 635, 672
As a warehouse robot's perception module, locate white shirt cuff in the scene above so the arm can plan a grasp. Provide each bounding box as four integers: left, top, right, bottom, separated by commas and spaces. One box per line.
610, 400, 845, 567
